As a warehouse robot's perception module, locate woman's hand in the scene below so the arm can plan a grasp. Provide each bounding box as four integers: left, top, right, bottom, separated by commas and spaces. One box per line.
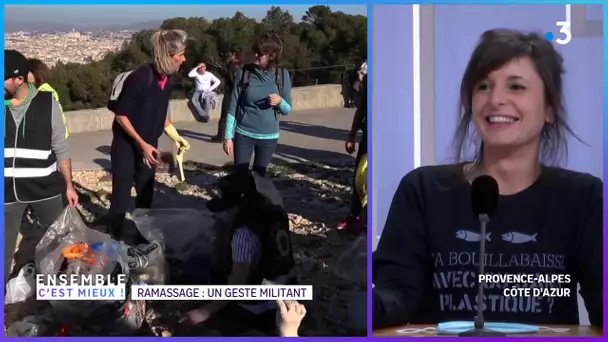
175, 136, 191, 151
223, 139, 233, 156
276, 300, 306, 337
268, 93, 282, 106
179, 307, 212, 325
141, 142, 160, 168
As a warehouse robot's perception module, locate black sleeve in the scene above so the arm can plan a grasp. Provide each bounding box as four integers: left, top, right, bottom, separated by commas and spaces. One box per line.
575, 177, 603, 327
360, 74, 367, 130
227, 64, 240, 85
115, 66, 148, 120
372, 170, 428, 329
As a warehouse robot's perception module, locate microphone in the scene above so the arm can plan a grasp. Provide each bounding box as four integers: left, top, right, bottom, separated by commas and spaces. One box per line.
459, 175, 505, 337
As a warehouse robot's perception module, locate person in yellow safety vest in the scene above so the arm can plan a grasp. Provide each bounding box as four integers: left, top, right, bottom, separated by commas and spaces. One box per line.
27, 58, 69, 138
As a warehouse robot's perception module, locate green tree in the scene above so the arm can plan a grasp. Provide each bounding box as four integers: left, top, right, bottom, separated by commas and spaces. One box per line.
262, 6, 294, 33
48, 6, 367, 110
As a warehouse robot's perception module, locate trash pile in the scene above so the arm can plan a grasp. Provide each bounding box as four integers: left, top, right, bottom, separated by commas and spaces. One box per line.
5, 206, 216, 336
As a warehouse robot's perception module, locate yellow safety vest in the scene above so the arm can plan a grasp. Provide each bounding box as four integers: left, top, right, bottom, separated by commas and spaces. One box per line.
37, 83, 68, 138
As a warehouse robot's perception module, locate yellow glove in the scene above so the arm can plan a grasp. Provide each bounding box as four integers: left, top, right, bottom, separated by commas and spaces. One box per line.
355, 154, 367, 208
175, 145, 186, 182
164, 124, 191, 150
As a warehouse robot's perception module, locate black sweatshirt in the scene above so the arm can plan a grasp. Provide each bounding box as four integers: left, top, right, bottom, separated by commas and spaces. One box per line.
372, 164, 603, 329
113, 64, 174, 146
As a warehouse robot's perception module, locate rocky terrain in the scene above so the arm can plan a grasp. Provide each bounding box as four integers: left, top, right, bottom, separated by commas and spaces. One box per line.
5, 160, 367, 337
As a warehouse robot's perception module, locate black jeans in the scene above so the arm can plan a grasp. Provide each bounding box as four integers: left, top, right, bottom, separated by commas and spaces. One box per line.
4, 194, 65, 282
108, 137, 155, 245
233, 132, 278, 176
350, 134, 367, 216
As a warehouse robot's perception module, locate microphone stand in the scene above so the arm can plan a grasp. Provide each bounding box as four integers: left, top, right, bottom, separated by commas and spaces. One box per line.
459, 213, 506, 337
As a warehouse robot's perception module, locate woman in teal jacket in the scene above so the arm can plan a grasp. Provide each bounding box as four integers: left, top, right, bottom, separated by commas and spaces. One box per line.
222, 33, 292, 176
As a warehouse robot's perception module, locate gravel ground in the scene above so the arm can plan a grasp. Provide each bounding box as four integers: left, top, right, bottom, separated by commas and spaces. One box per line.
5, 160, 367, 337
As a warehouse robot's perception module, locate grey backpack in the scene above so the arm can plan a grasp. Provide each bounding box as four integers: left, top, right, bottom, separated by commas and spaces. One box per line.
107, 67, 153, 113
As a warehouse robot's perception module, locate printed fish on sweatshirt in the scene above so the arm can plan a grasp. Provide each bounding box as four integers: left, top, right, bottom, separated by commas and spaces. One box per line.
502, 232, 537, 244
455, 230, 491, 242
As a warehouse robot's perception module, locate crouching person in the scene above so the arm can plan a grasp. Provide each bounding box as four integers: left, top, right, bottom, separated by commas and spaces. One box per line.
180, 171, 299, 336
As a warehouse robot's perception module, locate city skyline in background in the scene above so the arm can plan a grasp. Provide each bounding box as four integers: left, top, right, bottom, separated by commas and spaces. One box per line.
5, 5, 368, 32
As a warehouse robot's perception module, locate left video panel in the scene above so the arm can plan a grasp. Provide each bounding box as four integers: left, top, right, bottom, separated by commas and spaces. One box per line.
3, 4, 368, 336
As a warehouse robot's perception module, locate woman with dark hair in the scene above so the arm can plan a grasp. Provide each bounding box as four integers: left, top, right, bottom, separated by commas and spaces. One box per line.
27, 58, 69, 138
373, 29, 602, 330
222, 33, 292, 176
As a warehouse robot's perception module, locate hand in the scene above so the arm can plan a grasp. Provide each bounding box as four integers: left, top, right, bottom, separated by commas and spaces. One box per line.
268, 93, 282, 106
179, 307, 212, 325
276, 300, 306, 337
197, 62, 206, 68
223, 139, 233, 157
176, 136, 191, 151
65, 186, 79, 208
141, 142, 160, 168
345, 136, 356, 155
357, 70, 364, 81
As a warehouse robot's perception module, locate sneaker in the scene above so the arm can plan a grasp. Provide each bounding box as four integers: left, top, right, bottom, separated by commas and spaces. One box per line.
337, 215, 358, 230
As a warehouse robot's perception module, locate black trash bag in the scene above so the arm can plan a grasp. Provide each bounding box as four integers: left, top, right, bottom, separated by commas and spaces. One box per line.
132, 208, 216, 263
63, 293, 147, 336
126, 240, 168, 285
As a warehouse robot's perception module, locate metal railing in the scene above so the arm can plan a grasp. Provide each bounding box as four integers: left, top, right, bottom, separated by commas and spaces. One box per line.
291, 64, 356, 87
292, 64, 356, 73
174, 63, 356, 91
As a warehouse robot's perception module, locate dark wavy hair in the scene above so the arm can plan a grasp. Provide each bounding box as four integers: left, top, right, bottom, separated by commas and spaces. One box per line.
252, 32, 283, 71
453, 28, 580, 167
27, 58, 52, 87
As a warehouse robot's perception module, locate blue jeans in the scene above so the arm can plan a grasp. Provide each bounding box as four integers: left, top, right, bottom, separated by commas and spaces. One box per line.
191, 90, 211, 120
233, 132, 278, 176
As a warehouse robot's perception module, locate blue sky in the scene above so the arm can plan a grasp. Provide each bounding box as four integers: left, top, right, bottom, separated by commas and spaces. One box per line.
5, 5, 367, 26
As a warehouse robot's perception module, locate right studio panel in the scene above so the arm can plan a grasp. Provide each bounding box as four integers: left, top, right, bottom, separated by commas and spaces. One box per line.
371, 4, 603, 337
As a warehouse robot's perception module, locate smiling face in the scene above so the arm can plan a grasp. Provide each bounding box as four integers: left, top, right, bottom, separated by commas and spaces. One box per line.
254, 51, 270, 68
471, 57, 552, 151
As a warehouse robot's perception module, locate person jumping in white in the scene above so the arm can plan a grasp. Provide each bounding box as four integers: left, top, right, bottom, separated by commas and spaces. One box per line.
188, 62, 221, 122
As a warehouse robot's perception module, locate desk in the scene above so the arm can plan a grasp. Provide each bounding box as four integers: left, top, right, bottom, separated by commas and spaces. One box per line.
373, 325, 602, 337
